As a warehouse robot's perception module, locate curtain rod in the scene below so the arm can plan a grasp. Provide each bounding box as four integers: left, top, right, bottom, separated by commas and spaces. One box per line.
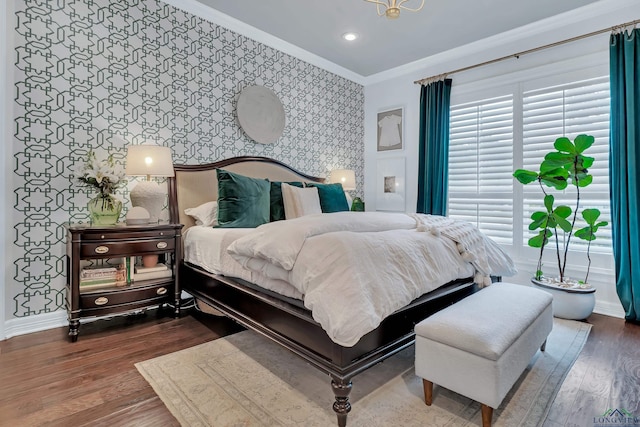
414, 18, 640, 85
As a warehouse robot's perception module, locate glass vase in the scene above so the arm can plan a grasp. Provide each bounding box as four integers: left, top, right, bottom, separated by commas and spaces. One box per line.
88, 194, 122, 225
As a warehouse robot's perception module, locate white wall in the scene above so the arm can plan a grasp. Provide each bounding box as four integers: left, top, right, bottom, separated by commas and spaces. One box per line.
0, 0, 12, 340
364, 0, 640, 318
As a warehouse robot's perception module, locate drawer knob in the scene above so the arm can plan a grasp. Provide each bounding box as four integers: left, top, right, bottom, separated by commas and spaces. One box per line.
157, 287, 167, 295
95, 297, 109, 305
95, 246, 110, 254
156, 242, 168, 249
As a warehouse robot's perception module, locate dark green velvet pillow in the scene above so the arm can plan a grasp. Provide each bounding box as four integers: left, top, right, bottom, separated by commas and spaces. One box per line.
270, 181, 304, 221
216, 169, 270, 228
306, 182, 349, 213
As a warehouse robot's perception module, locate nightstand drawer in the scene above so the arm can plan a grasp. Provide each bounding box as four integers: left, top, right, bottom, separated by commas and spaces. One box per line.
81, 229, 177, 241
80, 283, 172, 309
81, 239, 175, 257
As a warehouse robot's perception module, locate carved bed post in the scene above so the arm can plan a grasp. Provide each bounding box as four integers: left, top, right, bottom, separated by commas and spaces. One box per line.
331, 376, 352, 427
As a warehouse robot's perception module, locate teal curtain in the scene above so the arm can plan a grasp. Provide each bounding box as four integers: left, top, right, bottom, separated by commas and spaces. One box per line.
610, 29, 640, 322
417, 79, 452, 215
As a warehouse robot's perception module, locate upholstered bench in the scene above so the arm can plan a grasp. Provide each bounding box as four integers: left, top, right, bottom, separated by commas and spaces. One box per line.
414, 282, 553, 427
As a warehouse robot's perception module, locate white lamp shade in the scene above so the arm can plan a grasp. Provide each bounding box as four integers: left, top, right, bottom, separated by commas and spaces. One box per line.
329, 169, 356, 191
125, 145, 175, 178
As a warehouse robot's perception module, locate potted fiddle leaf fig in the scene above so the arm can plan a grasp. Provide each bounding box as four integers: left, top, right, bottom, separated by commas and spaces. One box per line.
513, 134, 608, 319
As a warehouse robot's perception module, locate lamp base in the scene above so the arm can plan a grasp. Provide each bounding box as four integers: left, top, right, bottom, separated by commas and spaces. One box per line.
126, 206, 151, 225
130, 181, 165, 223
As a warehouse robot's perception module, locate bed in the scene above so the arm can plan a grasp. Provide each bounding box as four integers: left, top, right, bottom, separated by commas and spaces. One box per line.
167, 156, 514, 426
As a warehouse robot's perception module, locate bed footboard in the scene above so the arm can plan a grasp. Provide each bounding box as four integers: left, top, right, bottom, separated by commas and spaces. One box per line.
181, 261, 478, 378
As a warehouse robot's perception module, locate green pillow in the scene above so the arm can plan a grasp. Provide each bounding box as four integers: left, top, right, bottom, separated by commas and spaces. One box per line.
270, 181, 304, 221
306, 183, 349, 213
216, 169, 270, 228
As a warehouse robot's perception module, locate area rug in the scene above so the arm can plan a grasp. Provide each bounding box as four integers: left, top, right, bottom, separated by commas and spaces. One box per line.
136, 318, 591, 427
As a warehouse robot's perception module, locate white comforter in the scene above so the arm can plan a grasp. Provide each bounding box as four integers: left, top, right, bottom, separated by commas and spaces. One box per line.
183, 226, 304, 299
227, 212, 516, 347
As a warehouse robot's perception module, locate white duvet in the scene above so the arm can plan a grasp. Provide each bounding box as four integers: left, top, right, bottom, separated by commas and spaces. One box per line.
227, 212, 516, 347
183, 226, 304, 299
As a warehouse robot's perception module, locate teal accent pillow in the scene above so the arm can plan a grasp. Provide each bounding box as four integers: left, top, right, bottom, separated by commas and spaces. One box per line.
216, 169, 270, 228
306, 183, 349, 213
270, 181, 304, 221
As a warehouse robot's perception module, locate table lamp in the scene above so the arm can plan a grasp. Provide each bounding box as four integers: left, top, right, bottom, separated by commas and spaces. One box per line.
125, 145, 175, 223
329, 169, 356, 207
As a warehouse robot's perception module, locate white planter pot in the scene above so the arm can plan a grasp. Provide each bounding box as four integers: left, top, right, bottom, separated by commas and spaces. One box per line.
531, 279, 595, 320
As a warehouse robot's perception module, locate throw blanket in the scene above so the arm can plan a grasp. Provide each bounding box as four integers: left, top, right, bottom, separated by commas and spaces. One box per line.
411, 214, 492, 287
227, 212, 516, 347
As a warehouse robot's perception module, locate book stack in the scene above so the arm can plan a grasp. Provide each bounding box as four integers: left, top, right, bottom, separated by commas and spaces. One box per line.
133, 263, 172, 282
80, 266, 126, 291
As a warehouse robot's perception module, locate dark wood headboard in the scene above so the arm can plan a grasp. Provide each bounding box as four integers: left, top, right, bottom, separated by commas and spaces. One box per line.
167, 156, 324, 231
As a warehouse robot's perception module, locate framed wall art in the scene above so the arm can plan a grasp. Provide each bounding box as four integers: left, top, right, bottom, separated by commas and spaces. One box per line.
376, 157, 405, 212
376, 107, 403, 151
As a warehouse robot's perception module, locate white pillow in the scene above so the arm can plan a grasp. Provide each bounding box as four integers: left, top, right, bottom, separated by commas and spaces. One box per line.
281, 183, 322, 219
184, 201, 218, 226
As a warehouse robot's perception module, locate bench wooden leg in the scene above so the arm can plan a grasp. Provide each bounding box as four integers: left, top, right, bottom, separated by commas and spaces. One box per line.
541, 339, 547, 352
481, 404, 493, 427
422, 379, 433, 405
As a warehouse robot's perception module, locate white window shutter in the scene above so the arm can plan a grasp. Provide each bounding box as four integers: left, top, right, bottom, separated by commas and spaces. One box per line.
522, 77, 611, 253
448, 76, 611, 254
449, 96, 514, 244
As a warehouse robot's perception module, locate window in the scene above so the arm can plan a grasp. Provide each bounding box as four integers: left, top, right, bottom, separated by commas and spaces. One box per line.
448, 95, 513, 244
448, 76, 612, 254
522, 77, 611, 253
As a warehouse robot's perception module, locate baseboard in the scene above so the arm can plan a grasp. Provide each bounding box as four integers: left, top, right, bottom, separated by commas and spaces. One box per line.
3, 310, 68, 340
593, 300, 625, 319
2, 295, 194, 340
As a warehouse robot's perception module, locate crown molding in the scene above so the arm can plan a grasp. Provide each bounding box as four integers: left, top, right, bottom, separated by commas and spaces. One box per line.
160, 0, 638, 87
161, 0, 366, 86
365, 0, 640, 85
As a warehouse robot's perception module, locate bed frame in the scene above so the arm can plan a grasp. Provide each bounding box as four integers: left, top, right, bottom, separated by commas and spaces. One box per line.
167, 156, 478, 426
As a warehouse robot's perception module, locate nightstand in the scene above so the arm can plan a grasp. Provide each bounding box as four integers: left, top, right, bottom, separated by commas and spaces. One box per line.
65, 222, 183, 342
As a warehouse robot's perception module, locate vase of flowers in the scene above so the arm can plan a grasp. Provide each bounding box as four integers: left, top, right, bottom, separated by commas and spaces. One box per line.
87, 194, 122, 225
75, 151, 126, 225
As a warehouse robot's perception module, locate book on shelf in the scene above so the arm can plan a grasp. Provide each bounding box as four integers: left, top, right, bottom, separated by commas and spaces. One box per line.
132, 267, 173, 282
126, 256, 134, 284
115, 263, 127, 286
80, 266, 118, 280
114, 256, 136, 285
79, 284, 117, 292
80, 277, 119, 285
135, 263, 169, 274
79, 278, 118, 291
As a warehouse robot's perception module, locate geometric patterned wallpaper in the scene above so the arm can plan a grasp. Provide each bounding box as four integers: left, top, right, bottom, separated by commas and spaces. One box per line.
11, 0, 364, 318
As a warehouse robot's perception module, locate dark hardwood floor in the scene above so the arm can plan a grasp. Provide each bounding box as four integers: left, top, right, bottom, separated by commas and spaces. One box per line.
543, 314, 640, 427
0, 308, 243, 427
0, 310, 638, 427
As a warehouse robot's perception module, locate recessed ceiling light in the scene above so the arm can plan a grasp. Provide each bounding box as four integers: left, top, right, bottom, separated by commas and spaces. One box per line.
342, 32, 359, 42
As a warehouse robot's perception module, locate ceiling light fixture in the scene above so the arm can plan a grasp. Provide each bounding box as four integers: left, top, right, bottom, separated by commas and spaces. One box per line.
342, 32, 359, 41
364, 0, 425, 19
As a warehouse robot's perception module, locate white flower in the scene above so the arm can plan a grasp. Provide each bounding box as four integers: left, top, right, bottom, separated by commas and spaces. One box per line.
74, 150, 126, 196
